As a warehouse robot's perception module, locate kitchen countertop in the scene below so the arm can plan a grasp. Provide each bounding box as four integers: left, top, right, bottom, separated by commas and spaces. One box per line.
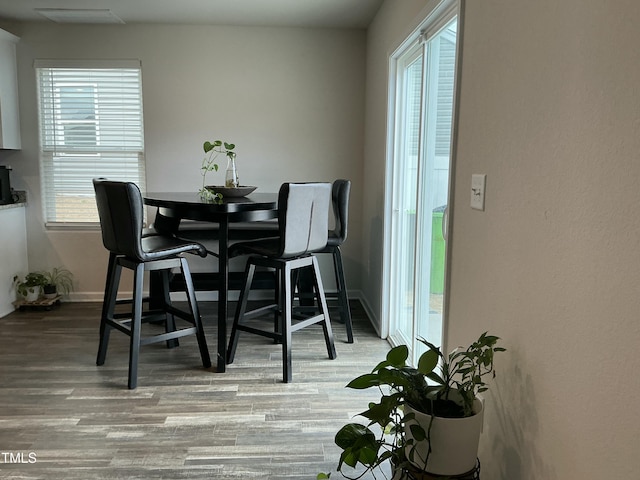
0, 190, 26, 210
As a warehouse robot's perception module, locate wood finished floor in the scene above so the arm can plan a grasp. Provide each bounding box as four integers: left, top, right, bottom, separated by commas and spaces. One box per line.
0, 300, 392, 479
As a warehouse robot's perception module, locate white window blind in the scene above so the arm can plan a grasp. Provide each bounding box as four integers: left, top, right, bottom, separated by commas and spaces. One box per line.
35, 60, 145, 225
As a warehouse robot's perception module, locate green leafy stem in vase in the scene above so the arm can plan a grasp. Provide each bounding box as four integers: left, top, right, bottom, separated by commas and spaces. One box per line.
199, 140, 236, 201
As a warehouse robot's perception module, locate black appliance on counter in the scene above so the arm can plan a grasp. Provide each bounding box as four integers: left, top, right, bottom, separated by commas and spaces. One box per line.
0, 166, 14, 205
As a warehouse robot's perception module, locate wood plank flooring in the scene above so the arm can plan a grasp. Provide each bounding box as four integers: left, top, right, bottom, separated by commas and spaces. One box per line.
0, 300, 392, 479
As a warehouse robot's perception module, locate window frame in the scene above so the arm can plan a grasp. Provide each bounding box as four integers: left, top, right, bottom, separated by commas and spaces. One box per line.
35, 59, 146, 228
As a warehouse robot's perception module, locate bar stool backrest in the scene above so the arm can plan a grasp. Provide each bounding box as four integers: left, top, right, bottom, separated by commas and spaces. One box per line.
277, 182, 331, 258
329, 179, 350, 246
93, 178, 145, 261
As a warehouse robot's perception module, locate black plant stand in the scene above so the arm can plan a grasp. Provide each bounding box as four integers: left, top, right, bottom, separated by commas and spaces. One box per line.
402, 459, 480, 480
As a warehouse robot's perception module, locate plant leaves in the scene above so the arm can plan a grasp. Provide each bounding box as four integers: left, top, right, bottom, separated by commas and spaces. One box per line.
426, 371, 445, 385
417, 349, 438, 375
377, 367, 413, 390
335, 423, 381, 470
358, 446, 378, 466
386, 345, 409, 367
372, 359, 390, 372
334, 423, 375, 450
204, 140, 224, 152
338, 449, 357, 469
409, 423, 426, 441
379, 450, 393, 463
346, 373, 381, 390
417, 337, 441, 354
359, 395, 399, 426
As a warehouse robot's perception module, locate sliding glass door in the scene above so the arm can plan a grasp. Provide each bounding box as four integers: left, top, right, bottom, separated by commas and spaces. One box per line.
385, 7, 459, 363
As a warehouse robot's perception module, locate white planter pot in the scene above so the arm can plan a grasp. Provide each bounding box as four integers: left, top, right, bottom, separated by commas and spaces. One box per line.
24, 286, 41, 302
404, 396, 483, 476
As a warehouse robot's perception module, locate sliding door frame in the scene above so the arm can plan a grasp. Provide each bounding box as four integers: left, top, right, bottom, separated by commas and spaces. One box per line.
381, 0, 465, 362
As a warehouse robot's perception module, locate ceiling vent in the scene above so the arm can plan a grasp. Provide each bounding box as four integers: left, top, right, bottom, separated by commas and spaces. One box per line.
35, 8, 125, 24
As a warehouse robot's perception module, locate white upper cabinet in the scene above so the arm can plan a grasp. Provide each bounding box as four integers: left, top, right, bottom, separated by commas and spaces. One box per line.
0, 28, 21, 150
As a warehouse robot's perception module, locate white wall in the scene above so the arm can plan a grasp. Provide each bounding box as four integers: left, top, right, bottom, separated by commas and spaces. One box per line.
2, 22, 366, 300
0, 206, 28, 316
366, 1, 640, 478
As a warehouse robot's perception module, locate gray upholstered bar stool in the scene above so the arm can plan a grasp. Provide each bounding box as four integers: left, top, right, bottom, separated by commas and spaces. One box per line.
226, 182, 337, 383
93, 179, 211, 389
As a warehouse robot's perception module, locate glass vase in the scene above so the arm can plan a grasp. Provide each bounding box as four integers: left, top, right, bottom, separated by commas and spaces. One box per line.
225, 156, 239, 188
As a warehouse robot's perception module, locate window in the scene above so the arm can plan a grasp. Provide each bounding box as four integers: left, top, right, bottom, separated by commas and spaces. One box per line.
35, 60, 145, 225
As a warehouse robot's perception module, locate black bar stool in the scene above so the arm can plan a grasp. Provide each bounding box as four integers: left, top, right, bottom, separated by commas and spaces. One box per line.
317, 179, 353, 343
226, 182, 337, 383
93, 179, 211, 389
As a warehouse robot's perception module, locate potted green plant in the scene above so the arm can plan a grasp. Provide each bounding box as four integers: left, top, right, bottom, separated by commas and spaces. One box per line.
13, 272, 48, 302
319, 332, 504, 479
41, 267, 74, 299
199, 139, 236, 201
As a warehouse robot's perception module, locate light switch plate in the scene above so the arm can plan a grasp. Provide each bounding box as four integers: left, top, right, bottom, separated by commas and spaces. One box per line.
471, 174, 486, 211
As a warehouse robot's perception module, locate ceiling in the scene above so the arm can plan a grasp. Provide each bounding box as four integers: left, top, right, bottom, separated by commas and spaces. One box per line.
0, 0, 384, 29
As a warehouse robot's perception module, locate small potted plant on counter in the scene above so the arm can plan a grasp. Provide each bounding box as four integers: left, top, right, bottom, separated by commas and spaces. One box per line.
319, 332, 504, 479
13, 272, 48, 302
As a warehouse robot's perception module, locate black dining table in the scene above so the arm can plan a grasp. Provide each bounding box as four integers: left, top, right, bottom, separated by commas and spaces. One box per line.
143, 191, 278, 372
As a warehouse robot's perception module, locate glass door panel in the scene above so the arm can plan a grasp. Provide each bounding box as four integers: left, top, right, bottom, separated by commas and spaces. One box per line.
415, 19, 457, 359
388, 15, 458, 364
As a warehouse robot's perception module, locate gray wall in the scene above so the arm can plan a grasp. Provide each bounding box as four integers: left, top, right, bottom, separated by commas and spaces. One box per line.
1, 22, 366, 299
365, 0, 640, 478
